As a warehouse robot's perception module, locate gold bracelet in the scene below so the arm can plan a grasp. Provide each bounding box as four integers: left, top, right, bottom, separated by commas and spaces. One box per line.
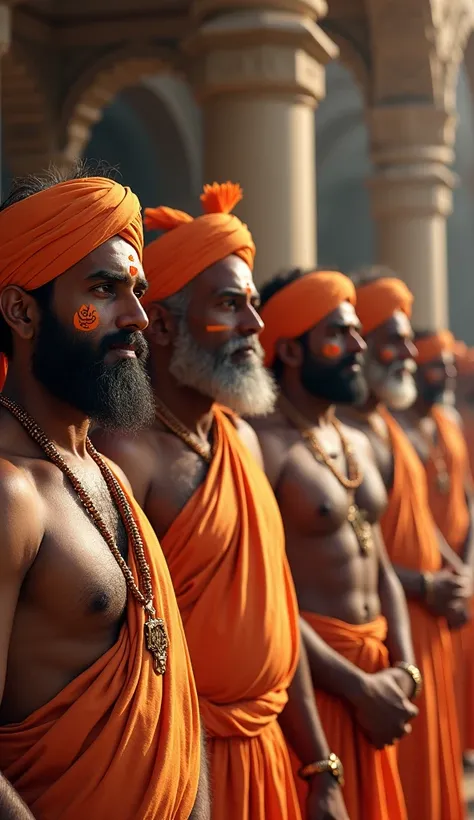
298, 753, 344, 786
395, 661, 423, 699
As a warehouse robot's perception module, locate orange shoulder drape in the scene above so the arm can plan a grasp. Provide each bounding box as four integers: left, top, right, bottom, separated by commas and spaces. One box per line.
379, 408, 464, 820
426, 405, 474, 752
290, 614, 407, 820
161, 406, 301, 820
0, 473, 200, 820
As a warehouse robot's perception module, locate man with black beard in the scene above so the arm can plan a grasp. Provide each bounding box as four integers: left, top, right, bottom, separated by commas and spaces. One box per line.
252, 268, 419, 820
94, 184, 351, 820
0, 165, 206, 820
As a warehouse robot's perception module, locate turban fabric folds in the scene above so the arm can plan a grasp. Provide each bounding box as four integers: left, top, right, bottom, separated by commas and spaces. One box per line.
143, 182, 255, 305
0, 176, 143, 389
259, 271, 356, 368
415, 330, 455, 365
0, 177, 143, 291
355, 278, 413, 336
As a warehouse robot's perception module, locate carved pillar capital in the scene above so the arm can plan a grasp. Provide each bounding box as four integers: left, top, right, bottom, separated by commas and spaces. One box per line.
368, 105, 457, 219
183, 8, 338, 108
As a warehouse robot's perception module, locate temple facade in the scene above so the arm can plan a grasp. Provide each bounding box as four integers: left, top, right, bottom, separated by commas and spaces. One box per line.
2, 0, 474, 337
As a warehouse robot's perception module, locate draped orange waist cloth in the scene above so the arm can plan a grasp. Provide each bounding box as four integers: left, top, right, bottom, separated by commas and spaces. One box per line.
0, 470, 200, 820
289, 614, 407, 820
379, 407, 464, 820
426, 405, 474, 752
161, 406, 301, 820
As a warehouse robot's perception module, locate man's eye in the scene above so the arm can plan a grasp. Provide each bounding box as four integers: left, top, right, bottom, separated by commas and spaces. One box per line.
93, 283, 113, 295
135, 288, 147, 300
222, 299, 237, 310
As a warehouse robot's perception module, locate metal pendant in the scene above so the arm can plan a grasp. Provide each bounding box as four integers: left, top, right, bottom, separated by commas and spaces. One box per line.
144, 617, 168, 675
348, 504, 373, 557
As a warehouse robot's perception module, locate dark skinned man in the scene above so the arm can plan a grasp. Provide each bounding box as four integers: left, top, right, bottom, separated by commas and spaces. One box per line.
340, 272, 465, 820
94, 183, 349, 820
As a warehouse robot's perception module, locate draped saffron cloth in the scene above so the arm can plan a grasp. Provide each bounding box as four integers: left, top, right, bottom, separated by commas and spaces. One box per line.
160, 406, 301, 820
289, 614, 407, 820
143, 182, 255, 304
0, 471, 200, 820
259, 271, 356, 368
426, 405, 474, 751
0, 177, 144, 390
378, 408, 464, 820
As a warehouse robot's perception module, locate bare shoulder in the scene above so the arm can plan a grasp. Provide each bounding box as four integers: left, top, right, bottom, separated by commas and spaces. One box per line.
91, 428, 157, 507
234, 417, 264, 467
0, 457, 43, 573
247, 413, 294, 490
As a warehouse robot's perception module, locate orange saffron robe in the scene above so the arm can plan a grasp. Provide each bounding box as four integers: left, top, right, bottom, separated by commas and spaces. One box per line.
161, 407, 301, 820
291, 614, 407, 820
0, 474, 201, 820
426, 405, 474, 751
379, 408, 464, 820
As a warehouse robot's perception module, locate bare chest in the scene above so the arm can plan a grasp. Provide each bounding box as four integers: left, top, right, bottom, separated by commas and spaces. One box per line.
277, 440, 387, 537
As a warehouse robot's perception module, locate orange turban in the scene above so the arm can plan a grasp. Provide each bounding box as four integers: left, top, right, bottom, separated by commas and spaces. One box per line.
355, 278, 413, 335
0, 177, 143, 291
259, 271, 356, 368
142, 182, 255, 304
0, 176, 143, 388
416, 330, 455, 365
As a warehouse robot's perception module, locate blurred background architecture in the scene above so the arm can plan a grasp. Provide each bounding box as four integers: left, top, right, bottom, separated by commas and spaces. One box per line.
2, 0, 474, 337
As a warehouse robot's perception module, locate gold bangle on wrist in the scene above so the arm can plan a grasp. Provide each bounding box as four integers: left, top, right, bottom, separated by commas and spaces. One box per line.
298, 752, 344, 787
395, 661, 423, 699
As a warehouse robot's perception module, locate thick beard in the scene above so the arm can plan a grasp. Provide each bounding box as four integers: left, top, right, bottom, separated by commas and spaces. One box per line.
300, 349, 368, 406
32, 307, 156, 433
168, 319, 277, 417
365, 358, 418, 411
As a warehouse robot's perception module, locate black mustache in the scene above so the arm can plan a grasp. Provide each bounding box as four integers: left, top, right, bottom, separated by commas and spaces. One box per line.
100, 330, 148, 358
338, 353, 363, 369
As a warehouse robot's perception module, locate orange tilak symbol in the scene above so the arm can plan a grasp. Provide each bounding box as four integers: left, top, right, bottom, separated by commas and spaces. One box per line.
74, 304, 99, 332
380, 346, 397, 363
206, 325, 229, 332
322, 342, 342, 359
128, 255, 138, 277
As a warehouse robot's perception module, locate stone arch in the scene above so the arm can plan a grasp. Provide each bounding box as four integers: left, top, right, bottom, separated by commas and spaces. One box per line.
365, 0, 473, 108
59, 46, 182, 165
2, 43, 55, 177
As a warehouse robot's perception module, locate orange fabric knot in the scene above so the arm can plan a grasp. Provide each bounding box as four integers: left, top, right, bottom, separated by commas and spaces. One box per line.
0, 176, 143, 390
143, 181, 255, 305
415, 330, 455, 365
355, 278, 413, 336
259, 271, 356, 368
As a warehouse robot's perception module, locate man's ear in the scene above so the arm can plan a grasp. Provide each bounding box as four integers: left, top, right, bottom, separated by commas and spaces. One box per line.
145, 302, 179, 348
0, 285, 40, 342
275, 337, 304, 368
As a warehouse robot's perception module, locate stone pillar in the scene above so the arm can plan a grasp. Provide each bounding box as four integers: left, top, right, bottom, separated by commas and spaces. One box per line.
368, 106, 457, 330
0, 2, 12, 197
185, 2, 338, 285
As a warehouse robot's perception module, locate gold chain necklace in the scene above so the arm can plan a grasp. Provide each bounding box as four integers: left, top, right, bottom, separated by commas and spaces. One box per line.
0, 395, 168, 675
278, 395, 373, 556
418, 415, 450, 494
155, 397, 215, 463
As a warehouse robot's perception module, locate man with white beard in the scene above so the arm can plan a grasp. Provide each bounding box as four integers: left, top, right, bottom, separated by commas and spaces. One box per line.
340, 269, 466, 820
94, 182, 350, 820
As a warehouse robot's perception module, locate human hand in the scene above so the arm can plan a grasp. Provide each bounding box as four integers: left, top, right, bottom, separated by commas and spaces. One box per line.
426, 569, 470, 616
351, 669, 418, 749
307, 774, 350, 820
446, 598, 470, 630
